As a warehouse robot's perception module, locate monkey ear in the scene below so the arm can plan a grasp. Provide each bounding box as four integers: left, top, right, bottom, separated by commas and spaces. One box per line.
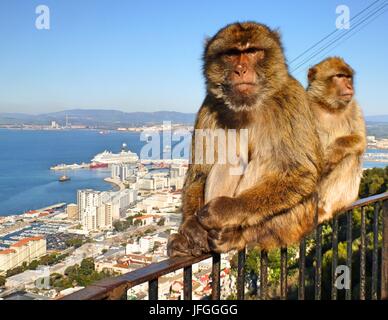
308, 67, 317, 82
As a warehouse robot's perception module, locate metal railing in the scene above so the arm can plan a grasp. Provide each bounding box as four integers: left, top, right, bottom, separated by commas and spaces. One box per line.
62, 192, 388, 300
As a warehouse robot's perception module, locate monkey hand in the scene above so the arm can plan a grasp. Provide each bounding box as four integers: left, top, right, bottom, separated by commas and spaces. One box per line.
167, 216, 210, 257
196, 196, 240, 231
323, 147, 345, 174
207, 227, 246, 253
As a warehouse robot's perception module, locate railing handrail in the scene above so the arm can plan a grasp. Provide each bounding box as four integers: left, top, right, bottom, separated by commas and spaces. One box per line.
343, 192, 388, 210
61, 192, 388, 300
61, 253, 213, 300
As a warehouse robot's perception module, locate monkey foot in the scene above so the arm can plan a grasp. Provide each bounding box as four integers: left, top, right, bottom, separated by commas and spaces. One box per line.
167, 233, 207, 257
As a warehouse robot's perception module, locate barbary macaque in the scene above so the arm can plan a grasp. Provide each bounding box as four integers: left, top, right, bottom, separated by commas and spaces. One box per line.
167, 22, 323, 256
230, 57, 367, 250
307, 57, 366, 223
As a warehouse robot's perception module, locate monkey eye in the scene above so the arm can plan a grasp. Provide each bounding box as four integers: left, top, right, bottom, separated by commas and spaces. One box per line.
245, 47, 264, 55
335, 73, 350, 79
223, 49, 241, 57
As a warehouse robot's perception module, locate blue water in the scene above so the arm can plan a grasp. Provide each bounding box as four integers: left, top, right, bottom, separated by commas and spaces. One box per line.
0, 129, 146, 216
0, 129, 387, 216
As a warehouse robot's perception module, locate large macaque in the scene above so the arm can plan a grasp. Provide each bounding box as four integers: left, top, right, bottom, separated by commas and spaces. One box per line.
307, 57, 366, 223
167, 22, 323, 256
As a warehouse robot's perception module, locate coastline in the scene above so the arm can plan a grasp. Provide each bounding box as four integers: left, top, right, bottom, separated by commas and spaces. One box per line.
103, 177, 125, 191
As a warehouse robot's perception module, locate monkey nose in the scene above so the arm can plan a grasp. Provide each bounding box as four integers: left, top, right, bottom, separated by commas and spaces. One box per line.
234, 64, 247, 77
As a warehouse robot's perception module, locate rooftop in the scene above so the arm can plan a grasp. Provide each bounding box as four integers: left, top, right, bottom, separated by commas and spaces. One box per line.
0, 249, 16, 255
10, 236, 44, 248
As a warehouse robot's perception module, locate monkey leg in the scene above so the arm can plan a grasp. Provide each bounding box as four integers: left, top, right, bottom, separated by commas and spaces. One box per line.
318, 155, 362, 224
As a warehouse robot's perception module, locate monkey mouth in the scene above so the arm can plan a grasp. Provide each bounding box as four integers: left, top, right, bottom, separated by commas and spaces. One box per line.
233, 82, 257, 93
339, 94, 353, 102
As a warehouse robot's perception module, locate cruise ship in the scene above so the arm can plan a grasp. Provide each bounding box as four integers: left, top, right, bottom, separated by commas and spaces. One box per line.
91, 144, 139, 164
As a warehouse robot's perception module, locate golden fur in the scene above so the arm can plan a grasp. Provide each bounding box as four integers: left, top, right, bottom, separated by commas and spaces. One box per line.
167, 22, 323, 255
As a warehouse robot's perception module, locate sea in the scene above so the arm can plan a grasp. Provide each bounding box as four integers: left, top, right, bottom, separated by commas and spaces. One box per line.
0, 129, 147, 216
0, 129, 387, 216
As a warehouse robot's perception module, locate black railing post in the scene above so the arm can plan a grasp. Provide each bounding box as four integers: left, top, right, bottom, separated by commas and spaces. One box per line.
183, 266, 192, 300
237, 249, 246, 300
315, 224, 322, 300
331, 216, 339, 300
382, 200, 388, 300
346, 211, 353, 300
360, 206, 366, 300
298, 238, 306, 300
260, 250, 268, 300
211, 253, 221, 300
280, 247, 288, 300
372, 203, 379, 300
149, 279, 158, 300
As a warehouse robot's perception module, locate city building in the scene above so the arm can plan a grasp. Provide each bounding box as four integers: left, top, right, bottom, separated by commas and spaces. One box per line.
51, 121, 59, 129
77, 189, 137, 232
66, 203, 78, 220
126, 236, 155, 254
111, 164, 135, 182
132, 214, 160, 227
0, 237, 47, 273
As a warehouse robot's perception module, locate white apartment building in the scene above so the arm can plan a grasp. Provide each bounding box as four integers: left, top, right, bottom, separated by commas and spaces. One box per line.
138, 175, 170, 191
0, 237, 47, 273
66, 203, 78, 220
78, 188, 137, 232
126, 236, 155, 254
111, 164, 135, 182
82, 206, 98, 231
139, 192, 180, 213
77, 189, 101, 214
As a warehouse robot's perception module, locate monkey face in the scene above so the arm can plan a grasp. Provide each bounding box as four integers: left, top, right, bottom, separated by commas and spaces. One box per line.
203, 22, 288, 111
332, 74, 354, 104
308, 57, 355, 110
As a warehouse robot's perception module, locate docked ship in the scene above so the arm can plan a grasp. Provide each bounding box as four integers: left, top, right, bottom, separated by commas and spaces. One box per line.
50, 162, 89, 170
90, 162, 108, 169
91, 144, 139, 164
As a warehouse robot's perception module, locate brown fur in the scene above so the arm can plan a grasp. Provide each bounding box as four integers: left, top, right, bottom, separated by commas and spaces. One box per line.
212, 57, 367, 252
167, 22, 323, 256
307, 57, 366, 222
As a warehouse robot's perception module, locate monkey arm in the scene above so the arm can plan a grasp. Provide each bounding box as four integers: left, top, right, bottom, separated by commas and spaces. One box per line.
197, 90, 323, 231
197, 166, 318, 230
181, 167, 207, 219
181, 101, 214, 220
168, 162, 212, 256
324, 134, 366, 173
168, 102, 215, 257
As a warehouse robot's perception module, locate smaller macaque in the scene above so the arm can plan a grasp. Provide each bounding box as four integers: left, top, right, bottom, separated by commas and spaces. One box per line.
307, 57, 366, 222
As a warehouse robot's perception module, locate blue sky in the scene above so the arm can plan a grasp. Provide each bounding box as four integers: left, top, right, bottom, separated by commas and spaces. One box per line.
0, 0, 387, 115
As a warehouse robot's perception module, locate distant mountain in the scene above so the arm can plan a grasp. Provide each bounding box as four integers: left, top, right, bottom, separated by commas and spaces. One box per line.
1, 109, 387, 129
0, 109, 196, 127
365, 115, 388, 123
